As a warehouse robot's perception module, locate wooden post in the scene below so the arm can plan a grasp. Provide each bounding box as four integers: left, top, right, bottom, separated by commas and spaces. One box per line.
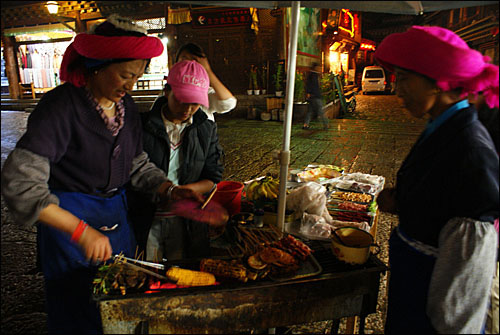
1, 34, 20, 99
75, 11, 86, 33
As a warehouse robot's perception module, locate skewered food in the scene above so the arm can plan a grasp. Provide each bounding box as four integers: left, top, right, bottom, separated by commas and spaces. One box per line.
331, 191, 373, 203
200, 258, 249, 282
93, 262, 148, 296
259, 247, 297, 267
247, 254, 268, 270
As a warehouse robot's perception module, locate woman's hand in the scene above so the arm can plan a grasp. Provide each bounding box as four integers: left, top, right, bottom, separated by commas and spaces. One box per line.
171, 185, 205, 203
192, 55, 211, 73
377, 187, 398, 214
78, 226, 113, 263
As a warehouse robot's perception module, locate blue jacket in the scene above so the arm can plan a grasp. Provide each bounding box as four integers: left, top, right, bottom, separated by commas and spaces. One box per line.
396, 106, 499, 247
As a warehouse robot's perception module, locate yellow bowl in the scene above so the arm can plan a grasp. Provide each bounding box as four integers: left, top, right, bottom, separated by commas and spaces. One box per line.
330, 226, 379, 265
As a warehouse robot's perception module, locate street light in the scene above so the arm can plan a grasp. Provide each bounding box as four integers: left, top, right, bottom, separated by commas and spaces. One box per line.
46, 1, 59, 15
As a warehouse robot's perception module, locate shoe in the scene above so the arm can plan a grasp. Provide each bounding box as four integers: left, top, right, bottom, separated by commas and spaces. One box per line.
302, 125, 310, 129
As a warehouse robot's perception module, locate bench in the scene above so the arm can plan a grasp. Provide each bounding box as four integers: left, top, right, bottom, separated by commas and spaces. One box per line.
18, 83, 35, 99
18, 83, 53, 99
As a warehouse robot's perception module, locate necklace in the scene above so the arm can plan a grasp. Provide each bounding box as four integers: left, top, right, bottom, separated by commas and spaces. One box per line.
100, 102, 115, 111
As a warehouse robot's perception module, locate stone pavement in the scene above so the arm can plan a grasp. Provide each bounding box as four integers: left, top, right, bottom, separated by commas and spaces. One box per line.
1, 93, 426, 334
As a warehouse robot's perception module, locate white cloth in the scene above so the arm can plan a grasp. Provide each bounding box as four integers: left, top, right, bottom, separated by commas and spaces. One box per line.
426, 217, 498, 334
201, 87, 237, 121
486, 262, 499, 334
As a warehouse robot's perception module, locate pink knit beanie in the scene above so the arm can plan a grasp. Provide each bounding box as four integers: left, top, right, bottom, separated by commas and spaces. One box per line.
374, 25, 499, 108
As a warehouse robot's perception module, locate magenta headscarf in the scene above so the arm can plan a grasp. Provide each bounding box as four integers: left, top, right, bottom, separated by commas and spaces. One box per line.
60, 18, 164, 87
374, 25, 499, 108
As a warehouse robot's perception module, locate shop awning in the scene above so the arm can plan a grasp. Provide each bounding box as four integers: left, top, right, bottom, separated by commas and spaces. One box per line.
3, 22, 76, 37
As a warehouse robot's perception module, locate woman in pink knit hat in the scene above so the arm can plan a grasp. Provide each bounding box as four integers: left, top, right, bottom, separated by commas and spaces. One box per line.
126, 60, 225, 262
375, 26, 499, 334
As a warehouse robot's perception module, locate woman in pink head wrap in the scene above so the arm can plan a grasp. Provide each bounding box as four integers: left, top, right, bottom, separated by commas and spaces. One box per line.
375, 26, 499, 334
1, 14, 203, 334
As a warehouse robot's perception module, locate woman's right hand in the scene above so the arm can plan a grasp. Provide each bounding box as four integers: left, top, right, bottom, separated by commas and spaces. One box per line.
78, 226, 113, 263
171, 185, 205, 203
377, 187, 398, 214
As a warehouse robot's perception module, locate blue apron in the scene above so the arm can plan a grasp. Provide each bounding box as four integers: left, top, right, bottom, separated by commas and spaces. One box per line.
37, 188, 136, 334
384, 228, 437, 335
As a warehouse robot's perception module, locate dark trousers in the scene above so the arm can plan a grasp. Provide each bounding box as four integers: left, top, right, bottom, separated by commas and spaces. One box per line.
304, 97, 328, 127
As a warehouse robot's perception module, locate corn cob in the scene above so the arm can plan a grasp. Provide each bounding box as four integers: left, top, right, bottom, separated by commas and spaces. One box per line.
166, 266, 216, 286
200, 258, 248, 282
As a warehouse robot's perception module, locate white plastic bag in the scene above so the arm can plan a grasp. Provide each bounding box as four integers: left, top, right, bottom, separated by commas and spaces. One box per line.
300, 213, 332, 239
286, 182, 333, 223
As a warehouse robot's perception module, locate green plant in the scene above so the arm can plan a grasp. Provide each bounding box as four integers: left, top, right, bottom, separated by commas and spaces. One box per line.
294, 71, 305, 102
249, 65, 258, 90
260, 65, 267, 90
320, 72, 337, 104
272, 63, 284, 92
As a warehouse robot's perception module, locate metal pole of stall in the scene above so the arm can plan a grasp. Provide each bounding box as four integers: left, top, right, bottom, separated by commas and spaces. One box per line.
277, 1, 300, 234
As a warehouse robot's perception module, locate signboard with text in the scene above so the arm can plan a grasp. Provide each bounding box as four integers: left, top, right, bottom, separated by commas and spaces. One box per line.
191, 8, 252, 28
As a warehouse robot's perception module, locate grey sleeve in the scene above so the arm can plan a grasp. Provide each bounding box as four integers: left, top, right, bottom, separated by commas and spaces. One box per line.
129, 151, 170, 197
427, 217, 498, 334
1, 148, 60, 228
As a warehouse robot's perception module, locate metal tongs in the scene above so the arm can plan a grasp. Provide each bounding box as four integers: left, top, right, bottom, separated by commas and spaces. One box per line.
113, 254, 165, 270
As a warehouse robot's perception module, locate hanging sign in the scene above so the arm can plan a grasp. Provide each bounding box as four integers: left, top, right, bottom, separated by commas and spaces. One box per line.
270, 8, 282, 17
191, 8, 252, 28
339, 9, 355, 38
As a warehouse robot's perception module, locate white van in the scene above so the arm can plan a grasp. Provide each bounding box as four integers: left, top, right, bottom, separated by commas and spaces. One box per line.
361, 66, 386, 94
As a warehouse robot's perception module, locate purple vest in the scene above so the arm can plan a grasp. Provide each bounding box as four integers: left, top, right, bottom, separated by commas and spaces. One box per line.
17, 83, 143, 193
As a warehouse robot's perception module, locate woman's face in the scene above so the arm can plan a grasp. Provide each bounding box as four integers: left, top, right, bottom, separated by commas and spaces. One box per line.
394, 67, 438, 119
166, 89, 200, 123
90, 59, 148, 103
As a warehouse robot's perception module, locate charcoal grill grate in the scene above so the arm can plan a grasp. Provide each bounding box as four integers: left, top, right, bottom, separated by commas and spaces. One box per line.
303, 239, 384, 274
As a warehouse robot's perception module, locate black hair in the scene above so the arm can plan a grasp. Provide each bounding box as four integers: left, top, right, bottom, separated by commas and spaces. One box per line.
175, 43, 205, 63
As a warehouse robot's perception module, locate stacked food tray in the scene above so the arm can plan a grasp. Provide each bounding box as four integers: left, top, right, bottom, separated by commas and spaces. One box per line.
326, 173, 385, 230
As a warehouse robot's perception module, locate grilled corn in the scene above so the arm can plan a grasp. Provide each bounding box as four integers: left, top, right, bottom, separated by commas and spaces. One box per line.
166, 266, 216, 286
200, 258, 248, 282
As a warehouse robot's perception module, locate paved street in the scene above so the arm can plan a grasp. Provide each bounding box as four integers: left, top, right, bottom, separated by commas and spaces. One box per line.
1, 93, 426, 334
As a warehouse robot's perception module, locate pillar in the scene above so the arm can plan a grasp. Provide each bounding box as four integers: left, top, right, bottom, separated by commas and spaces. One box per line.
1, 34, 20, 99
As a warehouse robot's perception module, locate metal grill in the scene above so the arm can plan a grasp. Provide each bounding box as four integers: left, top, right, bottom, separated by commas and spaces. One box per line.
304, 239, 386, 274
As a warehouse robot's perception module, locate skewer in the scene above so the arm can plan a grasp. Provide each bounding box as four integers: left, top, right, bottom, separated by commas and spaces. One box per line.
201, 184, 218, 210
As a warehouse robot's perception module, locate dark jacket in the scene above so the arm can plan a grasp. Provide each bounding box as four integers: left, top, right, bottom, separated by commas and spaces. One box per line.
305, 70, 322, 99
141, 96, 224, 184
127, 96, 224, 253
396, 106, 499, 248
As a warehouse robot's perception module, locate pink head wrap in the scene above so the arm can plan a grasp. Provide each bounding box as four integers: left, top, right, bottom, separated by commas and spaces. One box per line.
374, 26, 499, 108
60, 20, 164, 87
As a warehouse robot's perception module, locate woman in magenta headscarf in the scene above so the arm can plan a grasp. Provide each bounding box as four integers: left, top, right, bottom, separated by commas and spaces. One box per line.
1, 15, 202, 334
375, 26, 499, 334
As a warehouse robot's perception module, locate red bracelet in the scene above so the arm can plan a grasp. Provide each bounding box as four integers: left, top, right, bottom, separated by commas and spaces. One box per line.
70, 220, 88, 243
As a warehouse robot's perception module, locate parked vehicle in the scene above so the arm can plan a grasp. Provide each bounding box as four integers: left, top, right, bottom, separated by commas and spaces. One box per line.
361, 66, 387, 94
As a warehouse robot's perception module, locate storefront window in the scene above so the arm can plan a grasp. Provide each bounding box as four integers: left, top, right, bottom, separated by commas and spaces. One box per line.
134, 32, 169, 91
13, 29, 74, 89
328, 47, 348, 75
133, 18, 169, 91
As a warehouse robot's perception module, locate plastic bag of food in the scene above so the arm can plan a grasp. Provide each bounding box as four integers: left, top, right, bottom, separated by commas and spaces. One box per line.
299, 213, 332, 240
286, 182, 333, 223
